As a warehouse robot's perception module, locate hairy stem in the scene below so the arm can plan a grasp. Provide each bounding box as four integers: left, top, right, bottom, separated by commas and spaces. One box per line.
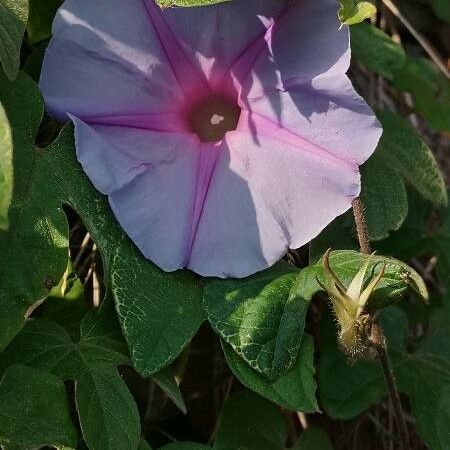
352, 197, 372, 254
352, 197, 410, 450
374, 326, 411, 450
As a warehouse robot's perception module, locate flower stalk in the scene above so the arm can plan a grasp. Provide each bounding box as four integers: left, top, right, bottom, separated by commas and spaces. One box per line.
351, 197, 411, 450
321, 249, 385, 357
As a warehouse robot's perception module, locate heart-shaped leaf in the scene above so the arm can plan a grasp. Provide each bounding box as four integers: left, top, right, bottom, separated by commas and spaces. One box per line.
0, 364, 78, 450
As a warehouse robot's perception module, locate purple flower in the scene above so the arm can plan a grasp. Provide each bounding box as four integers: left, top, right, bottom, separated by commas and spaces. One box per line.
40, 0, 381, 278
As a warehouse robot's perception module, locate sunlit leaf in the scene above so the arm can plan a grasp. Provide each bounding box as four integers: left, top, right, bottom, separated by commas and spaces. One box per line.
204, 262, 307, 379
338, 0, 377, 25
0, 72, 204, 373
0, 101, 12, 229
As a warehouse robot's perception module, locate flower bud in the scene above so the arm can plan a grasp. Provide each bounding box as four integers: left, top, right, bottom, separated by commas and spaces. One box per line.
320, 249, 386, 357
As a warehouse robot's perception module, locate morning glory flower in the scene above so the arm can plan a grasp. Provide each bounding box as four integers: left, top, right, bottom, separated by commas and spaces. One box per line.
40, 0, 382, 278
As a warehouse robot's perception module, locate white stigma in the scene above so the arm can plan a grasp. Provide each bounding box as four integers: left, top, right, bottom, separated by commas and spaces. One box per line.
210, 114, 225, 126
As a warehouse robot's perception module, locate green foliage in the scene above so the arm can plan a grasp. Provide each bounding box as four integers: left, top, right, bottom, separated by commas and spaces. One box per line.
160, 444, 210, 450
0, 1, 448, 449
204, 262, 308, 379
222, 335, 318, 412
319, 305, 450, 450
431, 0, 450, 22
111, 243, 204, 376
361, 109, 446, 239
0, 302, 141, 450
152, 366, 187, 414
312, 250, 428, 306
361, 151, 408, 241
292, 426, 334, 450
214, 391, 332, 450
351, 22, 406, 80
211, 249, 426, 388
27, 0, 63, 43
0, 365, 78, 450
0, 0, 28, 79
0, 71, 204, 374
138, 440, 153, 450
215, 391, 289, 450
392, 57, 450, 132
379, 190, 450, 288
338, 0, 377, 25
352, 22, 450, 133
0, 101, 12, 229
376, 111, 446, 206
0, 71, 68, 351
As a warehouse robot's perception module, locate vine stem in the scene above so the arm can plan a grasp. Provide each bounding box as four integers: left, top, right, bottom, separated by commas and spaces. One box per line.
351, 198, 372, 255
351, 198, 411, 450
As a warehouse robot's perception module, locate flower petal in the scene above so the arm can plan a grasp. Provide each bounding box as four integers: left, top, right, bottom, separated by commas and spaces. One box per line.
163, 0, 284, 84
72, 121, 203, 272
241, 0, 350, 89
244, 75, 382, 166
163, 0, 348, 89
40, 0, 185, 121
187, 119, 361, 278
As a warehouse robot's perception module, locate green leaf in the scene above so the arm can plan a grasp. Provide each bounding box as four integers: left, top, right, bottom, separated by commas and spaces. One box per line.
111, 244, 204, 375
0, 303, 141, 450
38, 275, 89, 341
0, 71, 68, 351
204, 262, 308, 379
392, 56, 450, 132
361, 109, 446, 240
377, 110, 446, 206
351, 22, 405, 79
315, 250, 428, 306
160, 444, 210, 450
27, 0, 63, 43
138, 439, 153, 450
378, 190, 450, 292
351, 23, 450, 131
431, 0, 450, 23
396, 300, 450, 450
361, 151, 408, 240
397, 355, 450, 450
0, 101, 12, 229
0, 72, 204, 372
318, 312, 386, 420
0, 0, 28, 79
319, 303, 450, 450
208, 250, 425, 382
215, 391, 288, 450
0, 365, 78, 450
223, 334, 319, 412
338, 0, 377, 25
292, 426, 334, 450
153, 366, 187, 414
